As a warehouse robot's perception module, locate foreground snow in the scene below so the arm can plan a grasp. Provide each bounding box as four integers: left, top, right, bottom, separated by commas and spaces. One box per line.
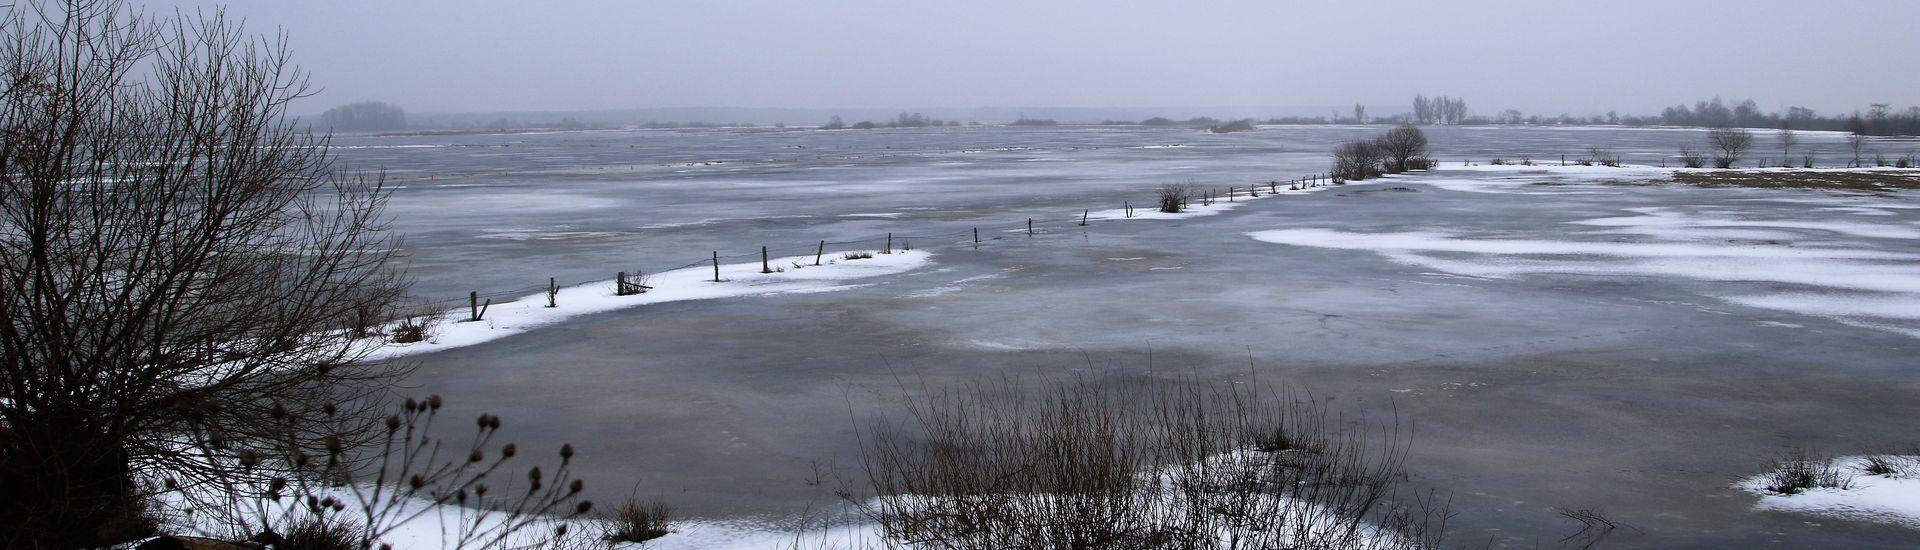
1741, 456, 1920, 530
367, 250, 932, 359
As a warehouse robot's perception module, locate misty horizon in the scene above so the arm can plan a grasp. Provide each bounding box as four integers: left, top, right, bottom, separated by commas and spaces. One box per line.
137, 0, 1920, 118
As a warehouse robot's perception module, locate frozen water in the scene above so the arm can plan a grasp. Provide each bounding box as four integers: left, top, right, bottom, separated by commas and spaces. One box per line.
329, 126, 1920, 547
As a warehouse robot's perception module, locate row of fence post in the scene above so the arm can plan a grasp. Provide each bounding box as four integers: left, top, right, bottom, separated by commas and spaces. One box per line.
451, 171, 1334, 324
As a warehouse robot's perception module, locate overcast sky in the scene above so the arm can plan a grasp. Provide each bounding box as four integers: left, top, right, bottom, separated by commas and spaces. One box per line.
146, 0, 1920, 116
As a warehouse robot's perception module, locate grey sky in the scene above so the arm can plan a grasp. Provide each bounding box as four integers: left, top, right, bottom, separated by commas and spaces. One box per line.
151, 0, 1920, 116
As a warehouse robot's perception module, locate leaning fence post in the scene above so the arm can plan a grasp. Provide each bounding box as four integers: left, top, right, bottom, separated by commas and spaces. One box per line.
815, 240, 825, 265
1080, 209, 1089, 226
761, 246, 772, 273
547, 277, 557, 308
712, 251, 720, 282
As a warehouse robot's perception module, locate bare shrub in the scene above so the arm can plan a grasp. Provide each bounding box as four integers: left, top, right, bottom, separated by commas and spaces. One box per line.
1157, 184, 1192, 213
1677, 146, 1707, 168
849, 375, 1451, 549
602, 497, 673, 544
843, 251, 874, 260
1708, 127, 1754, 169
1584, 147, 1621, 167
615, 270, 652, 296
390, 310, 439, 344
1333, 139, 1386, 182
1758, 448, 1851, 495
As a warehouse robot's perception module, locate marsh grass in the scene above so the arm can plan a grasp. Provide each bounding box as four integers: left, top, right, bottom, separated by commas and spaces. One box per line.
1758, 448, 1852, 495
849, 375, 1451, 549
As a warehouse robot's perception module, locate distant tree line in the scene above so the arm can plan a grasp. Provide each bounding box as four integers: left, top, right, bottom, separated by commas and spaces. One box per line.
821, 112, 966, 129
1410, 95, 1468, 125
317, 100, 406, 132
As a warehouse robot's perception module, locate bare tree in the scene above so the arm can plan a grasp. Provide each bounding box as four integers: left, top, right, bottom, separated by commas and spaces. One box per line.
1846, 115, 1869, 167
1677, 145, 1706, 168
1353, 103, 1367, 124
1776, 128, 1798, 167
1707, 127, 1754, 168
0, 1, 409, 545
1376, 123, 1430, 173
1333, 139, 1386, 182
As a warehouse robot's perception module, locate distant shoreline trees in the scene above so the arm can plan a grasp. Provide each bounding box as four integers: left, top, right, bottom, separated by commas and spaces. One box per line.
820, 112, 963, 129
317, 100, 407, 132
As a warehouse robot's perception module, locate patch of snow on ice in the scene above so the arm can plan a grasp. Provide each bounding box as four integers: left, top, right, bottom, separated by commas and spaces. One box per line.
367, 250, 933, 359
1741, 456, 1920, 531
1246, 197, 1920, 338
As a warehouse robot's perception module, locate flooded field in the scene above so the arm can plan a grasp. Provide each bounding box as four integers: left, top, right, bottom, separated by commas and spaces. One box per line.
339, 125, 1920, 548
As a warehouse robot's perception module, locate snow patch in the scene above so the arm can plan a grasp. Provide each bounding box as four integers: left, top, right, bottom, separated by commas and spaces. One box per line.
1741, 456, 1920, 530
367, 251, 933, 359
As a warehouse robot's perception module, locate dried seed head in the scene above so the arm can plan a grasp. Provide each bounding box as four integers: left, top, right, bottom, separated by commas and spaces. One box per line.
559, 443, 574, 461
427, 395, 443, 410
404, 397, 418, 411
270, 402, 287, 419
569, 479, 583, 494
456, 488, 467, 504
384, 415, 400, 432
324, 436, 342, 455
575, 501, 594, 515
409, 474, 425, 490
467, 449, 483, 463
500, 443, 516, 458
488, 415, 502, 430
475, 483, 488, 496
323, 403, 337, 416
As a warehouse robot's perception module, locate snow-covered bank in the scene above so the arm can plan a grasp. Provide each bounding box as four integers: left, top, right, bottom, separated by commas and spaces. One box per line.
1741, 456, 1920, 530
367, 250, 932, 359
1086, 175, 1397, 221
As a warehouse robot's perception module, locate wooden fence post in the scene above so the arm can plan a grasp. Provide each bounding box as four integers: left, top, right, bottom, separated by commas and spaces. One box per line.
469, 291, 478, 321
547, 277, 557, 308
885, 233, 892, 254
712, 251, 720, 282
974, 227, 981, 242
1027, 218, 1033, 235
761, 246, 772, 273
1080, 209, 1089, 226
